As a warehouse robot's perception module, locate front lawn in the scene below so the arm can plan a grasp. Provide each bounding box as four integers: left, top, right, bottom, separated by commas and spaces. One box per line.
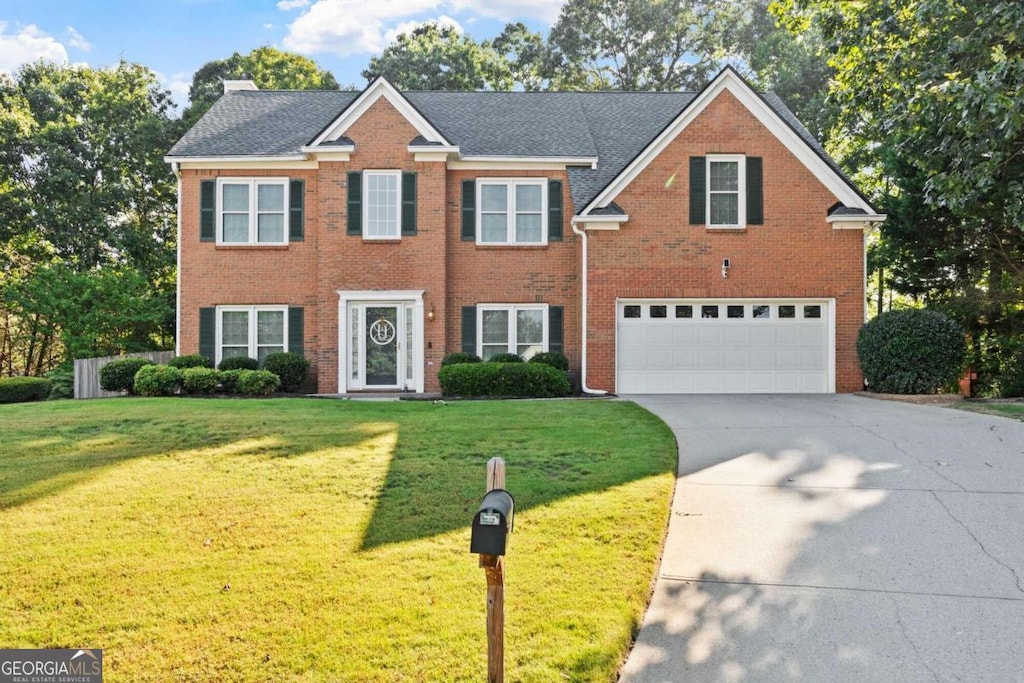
953, 400, 1024, 421
0, 398, 676, 682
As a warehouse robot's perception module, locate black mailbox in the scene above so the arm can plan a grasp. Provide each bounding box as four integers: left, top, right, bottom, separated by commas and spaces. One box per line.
470, 489, 514, 556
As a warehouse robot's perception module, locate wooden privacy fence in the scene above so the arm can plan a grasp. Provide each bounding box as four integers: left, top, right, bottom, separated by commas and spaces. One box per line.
74, 351, 174, 399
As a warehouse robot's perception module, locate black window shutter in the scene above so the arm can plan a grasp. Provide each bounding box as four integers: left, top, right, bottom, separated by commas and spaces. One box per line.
746, 157, 763, 225
289, 179, 304, 241
461, 179, 476, 241
288, 307, 304, 357
401, 172, 417, 236
689, 157, 706, 225
200, 180, 216, 241
548, 306, 564, 354
461, 306, 477, 354
347, 172, 362, 235
199, 307, 216, 362
548, 179, 563, 242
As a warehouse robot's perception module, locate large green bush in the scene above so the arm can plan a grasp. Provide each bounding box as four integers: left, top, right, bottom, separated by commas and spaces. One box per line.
218, 356, 259, 372
219, 369, 244, 393
168, 354, 214, 370
857, 309, 966, 394
133, 364, 182, 397
100, 357, 154, 393
235, 369, 280, 396
263, 352, 309, 392
528, 351, 569, 372
0, 377, 52, 404
440, 351, 482, 366
439, 362, 570, 398
488, 352, 524, 363
182, 367, 222, 394
45, 364, 74, 399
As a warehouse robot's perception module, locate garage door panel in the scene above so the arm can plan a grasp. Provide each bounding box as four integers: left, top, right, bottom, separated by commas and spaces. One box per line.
723, 326, 750, 345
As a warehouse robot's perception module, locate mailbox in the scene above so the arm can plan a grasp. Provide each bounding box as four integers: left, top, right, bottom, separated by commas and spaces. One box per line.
470, 489, 514, 556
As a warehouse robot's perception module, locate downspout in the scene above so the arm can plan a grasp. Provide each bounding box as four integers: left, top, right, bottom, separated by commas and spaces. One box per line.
572, 220, 608, 395
171, 161, 182, 356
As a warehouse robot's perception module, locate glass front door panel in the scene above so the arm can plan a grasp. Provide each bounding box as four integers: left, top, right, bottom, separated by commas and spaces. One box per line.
365, 306, 399, 386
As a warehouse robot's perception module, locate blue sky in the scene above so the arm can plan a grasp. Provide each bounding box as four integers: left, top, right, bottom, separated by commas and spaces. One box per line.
0, 0, 564, 111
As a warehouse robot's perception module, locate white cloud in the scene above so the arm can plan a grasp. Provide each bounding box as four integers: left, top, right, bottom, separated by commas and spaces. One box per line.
384, 14, 463, 44
154, 70, 193, 115
283, 0, 444, 56
277, 0, 311, 9
263, 23, 275, 29
65, 26, 91, 51
0, 22, 69, 74
448, 0, 563, 23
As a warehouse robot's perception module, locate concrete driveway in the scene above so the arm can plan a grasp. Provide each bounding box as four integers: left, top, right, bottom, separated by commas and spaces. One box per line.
619, 394, 1024, 683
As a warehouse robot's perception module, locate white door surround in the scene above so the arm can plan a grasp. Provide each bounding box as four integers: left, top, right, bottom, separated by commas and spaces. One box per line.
337, 290, 425, 393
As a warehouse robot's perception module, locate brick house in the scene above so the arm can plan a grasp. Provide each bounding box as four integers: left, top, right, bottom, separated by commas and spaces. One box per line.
165, 67, 884, 395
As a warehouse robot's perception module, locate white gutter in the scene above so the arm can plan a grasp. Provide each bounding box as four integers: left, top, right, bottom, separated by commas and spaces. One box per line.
171, 162, 182, 356
571, 221, 608, 396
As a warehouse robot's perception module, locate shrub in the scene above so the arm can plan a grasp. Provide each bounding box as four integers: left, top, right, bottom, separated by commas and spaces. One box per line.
488, 352, 524, 363
990, 336, 1024, 398
857, 309, 966, 394
263, 351, 309, 392
218, 356, 259, 372
168, 354, 214, 370
220, 369, 244, 393
45, 364, 74, 400
0, 377, 52, 404
236, 369, 280, 396
133, 364, 182, 397
441, 351, 482, 367
182, 367, 222, 394
100, 357, 154, 393
528, 351, 569, 372
439, 362, 570, 398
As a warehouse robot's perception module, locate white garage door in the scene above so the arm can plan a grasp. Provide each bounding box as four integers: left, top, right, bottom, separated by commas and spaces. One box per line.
617, 300, 833, 394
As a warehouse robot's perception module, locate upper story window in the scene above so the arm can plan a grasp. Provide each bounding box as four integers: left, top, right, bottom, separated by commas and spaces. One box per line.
477, 179, 547, 245
707, 155, 746, 228
218, 178, 289, 245
363, 170, 401, 239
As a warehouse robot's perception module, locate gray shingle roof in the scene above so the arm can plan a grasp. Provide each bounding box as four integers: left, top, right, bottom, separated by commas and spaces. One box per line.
168, 83, 865, 214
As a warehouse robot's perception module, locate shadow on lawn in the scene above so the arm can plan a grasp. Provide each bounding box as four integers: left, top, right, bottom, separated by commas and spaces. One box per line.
358, 401, 677, 550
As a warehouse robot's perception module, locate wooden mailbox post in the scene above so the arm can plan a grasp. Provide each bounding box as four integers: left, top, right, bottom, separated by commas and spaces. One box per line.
471, 457, 511, 683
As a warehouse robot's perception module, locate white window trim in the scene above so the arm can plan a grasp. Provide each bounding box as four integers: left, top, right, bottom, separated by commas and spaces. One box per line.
216, 178, 289, 245
215, 305, 289, 366
477, 304, 549, 359
476, 179, 548, 246
362, 170, 403, 240
706, 155, 746, 229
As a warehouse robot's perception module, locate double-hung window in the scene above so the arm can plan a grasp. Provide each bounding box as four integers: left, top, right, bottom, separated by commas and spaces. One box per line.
217, 305, 288, 365
363, 170, 401, 239
706, 155, 746, 228
478, 304, 547, 360
478, 179, 547, 245
217, 178, 288, 245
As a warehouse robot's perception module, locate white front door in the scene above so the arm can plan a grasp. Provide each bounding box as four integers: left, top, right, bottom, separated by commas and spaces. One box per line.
338, 290, 425, 393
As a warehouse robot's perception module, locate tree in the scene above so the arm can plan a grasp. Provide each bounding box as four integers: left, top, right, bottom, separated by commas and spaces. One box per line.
0, 61, 177, 375
362, 23, 513, 90
183, 47, 339, 125
547, 0, 742, 91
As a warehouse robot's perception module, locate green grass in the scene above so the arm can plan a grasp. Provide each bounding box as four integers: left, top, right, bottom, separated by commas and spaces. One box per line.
0, 398, 676, 682
953, 401, 1024, 421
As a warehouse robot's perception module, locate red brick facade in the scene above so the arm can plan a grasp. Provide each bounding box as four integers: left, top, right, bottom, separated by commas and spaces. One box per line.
176, 85, 867, 394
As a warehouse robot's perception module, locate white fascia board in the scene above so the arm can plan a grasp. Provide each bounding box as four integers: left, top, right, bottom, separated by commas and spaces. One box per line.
408, 144, 459, 154
572, 214, 629, 231
583, 68, 874, 215
309, 77, 451, 147
300, 144, 354, 154
826, 213, 887, 228
459, 155, 598, 169
165, 155, 307, 164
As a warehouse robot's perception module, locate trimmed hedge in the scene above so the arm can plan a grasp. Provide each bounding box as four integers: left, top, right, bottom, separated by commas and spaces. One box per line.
220, 369, 244, 393
488, 352, 524, 363
439, 362, 571, 398
182, 367, 222, 394
133, 364, 182, 397
218, 356, 259, 372
100, 358, 154, 393
168, 354, 214, 369
528, 351, 569, 372
441, 351, 482, 367
236, 369, 280, 396
857, 309, 966, 394
0, 377, 52, 404
263, 351, 309, 392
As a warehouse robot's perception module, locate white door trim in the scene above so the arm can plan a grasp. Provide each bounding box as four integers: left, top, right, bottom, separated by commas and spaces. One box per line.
337, 290, 425, 393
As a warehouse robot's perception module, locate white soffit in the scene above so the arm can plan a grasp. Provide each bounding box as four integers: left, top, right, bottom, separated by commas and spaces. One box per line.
582, 67, 874, 216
